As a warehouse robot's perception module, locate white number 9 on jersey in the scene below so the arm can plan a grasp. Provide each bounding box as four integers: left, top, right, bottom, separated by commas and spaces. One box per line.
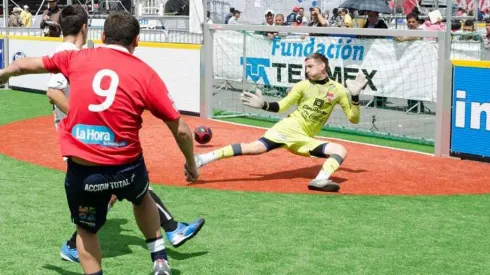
88, 69, 120, 112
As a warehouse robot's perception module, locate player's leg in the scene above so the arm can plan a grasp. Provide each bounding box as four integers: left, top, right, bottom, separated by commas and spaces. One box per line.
195, 123, 290, 168
76, 226, 103, 274
61, 194, 118, 263
195, 140, 268, 167
149, 187, 205, 248
289, 138, 347, 192
118, 156, 170, 275
64, 159, 112, 274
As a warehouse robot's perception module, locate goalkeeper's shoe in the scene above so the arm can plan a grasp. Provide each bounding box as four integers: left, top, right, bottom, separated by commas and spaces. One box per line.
60, 241, 79, 263
153, 259, 171, 275
166, 218, 205, 248
194, 155, 204, 168
307, 179, 340, 192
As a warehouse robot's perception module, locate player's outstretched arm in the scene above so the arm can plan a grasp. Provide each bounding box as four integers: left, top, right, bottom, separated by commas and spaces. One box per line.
165, 117, 199, 182
0, 57, 47, 83
341, 71, 368, 124
241, 85, 302, 113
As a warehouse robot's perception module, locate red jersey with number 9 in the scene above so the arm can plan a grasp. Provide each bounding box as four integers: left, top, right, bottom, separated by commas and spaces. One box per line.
42, 45, 180, 165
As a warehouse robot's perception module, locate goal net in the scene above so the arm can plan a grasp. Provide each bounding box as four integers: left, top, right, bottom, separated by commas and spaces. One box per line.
209, 25, 443, 145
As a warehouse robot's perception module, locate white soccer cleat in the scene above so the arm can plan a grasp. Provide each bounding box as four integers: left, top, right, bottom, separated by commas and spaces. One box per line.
308, 179, 340, 192
153, 259, 171, 275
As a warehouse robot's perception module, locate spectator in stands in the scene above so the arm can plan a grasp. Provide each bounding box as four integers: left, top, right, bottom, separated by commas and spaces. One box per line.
395, 12, 422, 42
308, 7, 328, 27
483, 8, 490, 20
275, 13, 286, 25
286, 7, 300, 25
451, 20, 461, 33
21, 5, 32, 27
484, 18, 490, 48
306, 7, 328, 37
298, 7, 308, 25
225, 8, 235, 24
40, 0, 62, 37
207, 11, 213, 24
329, 8, 340, 26
228, 10, 240, 24
258, 9, 277, 39
338, 8, 352, 27
458, 20, 483, 42
9, 7, 23, 27
423, 16, 445, 31
363, 11, 388, 29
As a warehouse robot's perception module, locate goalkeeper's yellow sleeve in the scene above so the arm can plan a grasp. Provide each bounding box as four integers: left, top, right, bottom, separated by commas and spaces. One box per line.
338, 88, 360, 124
262, 81, 304, 113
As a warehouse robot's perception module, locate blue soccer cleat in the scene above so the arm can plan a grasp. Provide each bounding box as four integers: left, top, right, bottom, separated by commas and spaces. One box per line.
60, 241, 79, 263
166, 218, 205, 248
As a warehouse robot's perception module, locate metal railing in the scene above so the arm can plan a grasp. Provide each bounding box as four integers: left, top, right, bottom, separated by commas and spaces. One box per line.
0, 27, 203, 44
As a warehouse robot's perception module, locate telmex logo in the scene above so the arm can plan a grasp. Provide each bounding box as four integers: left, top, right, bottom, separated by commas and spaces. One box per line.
454, 90, 490, 130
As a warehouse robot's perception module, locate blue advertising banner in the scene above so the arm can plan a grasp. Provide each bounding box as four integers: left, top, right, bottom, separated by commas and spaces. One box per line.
451, 63, 490, 160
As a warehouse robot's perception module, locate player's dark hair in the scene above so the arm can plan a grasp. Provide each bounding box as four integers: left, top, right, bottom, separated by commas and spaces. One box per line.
305, 52, 329, 69
59, 5, 88, 37
486, 18, 490, 24
104, 11, 140, 47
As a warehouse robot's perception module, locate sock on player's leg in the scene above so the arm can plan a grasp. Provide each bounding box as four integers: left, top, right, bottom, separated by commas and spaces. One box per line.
146, 236, 168, 262
84, 271, 103, 275
148, 189, 178, 232
68, 230, 77, 248
315, 154, 344, 180
200, 143, 242, 165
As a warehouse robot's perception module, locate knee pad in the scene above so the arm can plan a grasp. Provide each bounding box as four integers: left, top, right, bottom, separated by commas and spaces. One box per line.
309, 143, 328, 158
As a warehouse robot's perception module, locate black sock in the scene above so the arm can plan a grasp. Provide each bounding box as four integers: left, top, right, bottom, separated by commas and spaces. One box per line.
148, 189, 178, 232
68, 230, 77, 248
84, 271, 103, 275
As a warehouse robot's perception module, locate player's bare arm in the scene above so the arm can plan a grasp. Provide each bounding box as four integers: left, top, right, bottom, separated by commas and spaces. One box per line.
0, 57, 47, 83
47, 88, 69, 114
165, 117, 199, 182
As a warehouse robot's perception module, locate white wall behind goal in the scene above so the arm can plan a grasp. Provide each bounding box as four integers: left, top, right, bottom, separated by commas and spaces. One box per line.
7, 37, 201, 114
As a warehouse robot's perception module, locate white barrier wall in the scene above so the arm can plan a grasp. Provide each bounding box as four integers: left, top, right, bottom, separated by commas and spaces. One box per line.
8, 37, 201, 114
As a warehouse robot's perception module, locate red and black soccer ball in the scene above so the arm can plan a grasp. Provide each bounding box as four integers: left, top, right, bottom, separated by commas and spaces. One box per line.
194, 126, 213, 144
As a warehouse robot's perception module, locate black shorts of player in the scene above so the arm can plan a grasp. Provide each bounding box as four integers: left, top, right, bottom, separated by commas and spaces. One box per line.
65, 154, 150, 233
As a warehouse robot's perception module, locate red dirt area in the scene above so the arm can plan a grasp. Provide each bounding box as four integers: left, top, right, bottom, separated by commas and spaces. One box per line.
0, 114, 489, 195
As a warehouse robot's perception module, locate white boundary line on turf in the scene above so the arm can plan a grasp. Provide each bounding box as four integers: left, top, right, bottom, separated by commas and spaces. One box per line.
212, 119, 435, 157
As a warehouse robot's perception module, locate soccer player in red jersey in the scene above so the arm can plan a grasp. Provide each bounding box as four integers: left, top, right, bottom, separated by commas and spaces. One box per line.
0, 11, 199, 275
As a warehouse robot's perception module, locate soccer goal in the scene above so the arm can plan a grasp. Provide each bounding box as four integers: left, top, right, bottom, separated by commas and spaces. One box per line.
201, 23, 451, 148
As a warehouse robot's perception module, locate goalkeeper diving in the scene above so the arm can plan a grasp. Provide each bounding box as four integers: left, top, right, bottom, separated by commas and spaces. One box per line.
195, 52, 367, 192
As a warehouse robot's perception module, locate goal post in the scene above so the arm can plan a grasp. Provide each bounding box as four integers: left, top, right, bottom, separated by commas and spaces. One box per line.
201, 23, 451, 155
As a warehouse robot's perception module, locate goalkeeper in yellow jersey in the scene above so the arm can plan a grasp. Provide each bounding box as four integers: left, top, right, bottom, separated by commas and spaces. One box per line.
195, 52, 367, 192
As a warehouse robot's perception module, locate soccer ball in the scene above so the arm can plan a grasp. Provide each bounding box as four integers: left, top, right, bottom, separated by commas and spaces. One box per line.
194, 126, 212, 144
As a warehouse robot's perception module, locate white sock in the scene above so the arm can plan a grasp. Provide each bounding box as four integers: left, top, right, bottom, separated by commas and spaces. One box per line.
199, 151, 219, 165
315, 170, 330, 180
147, 237, 165, 253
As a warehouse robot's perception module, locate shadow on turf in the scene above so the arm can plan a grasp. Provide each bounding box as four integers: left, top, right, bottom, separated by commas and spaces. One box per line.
42, 264, 182, 275
42, 264, 79, 275
190, 165, 367, 184
98, 219, 208, 260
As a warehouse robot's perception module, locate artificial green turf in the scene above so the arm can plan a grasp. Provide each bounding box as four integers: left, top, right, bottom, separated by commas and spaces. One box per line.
1, 89, 490, 275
